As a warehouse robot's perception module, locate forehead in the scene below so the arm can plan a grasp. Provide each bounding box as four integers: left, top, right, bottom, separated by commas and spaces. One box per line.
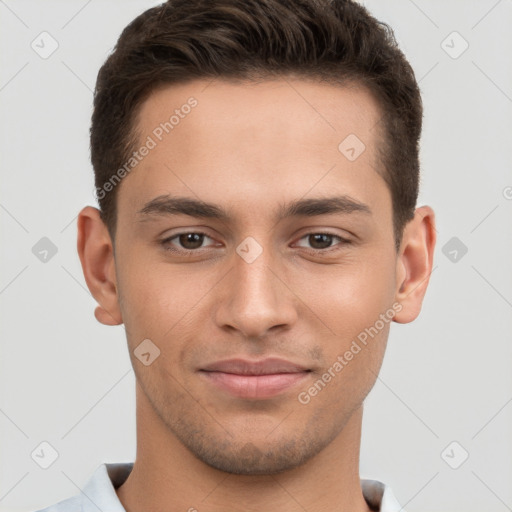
118, 77, 390, 223
138, 77, 382, 156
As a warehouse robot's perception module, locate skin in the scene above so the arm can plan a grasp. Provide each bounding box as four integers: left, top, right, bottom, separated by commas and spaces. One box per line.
77, 77, 436, 512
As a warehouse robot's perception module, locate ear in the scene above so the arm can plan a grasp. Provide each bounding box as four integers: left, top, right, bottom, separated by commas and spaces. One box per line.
393, 205, 436, 324
77, 206, 123, 326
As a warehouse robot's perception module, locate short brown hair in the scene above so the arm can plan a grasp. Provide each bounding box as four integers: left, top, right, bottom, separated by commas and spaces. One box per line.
91, 0, 423, 251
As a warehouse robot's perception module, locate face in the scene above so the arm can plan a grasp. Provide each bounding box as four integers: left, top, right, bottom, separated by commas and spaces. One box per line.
111, 78, 400, 475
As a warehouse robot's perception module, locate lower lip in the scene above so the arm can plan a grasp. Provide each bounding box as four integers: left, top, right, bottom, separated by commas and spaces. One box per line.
200, 371, 310, 399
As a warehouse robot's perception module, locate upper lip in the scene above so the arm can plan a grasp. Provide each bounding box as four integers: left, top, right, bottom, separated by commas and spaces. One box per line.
200, 357, 310, 375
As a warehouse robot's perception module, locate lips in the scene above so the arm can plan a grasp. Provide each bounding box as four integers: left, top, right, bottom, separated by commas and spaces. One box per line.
199, 357, 311, 399
201, 357, 309, 375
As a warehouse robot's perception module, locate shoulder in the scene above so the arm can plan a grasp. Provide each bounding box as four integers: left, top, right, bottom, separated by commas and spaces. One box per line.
31, 494, 81, 512
31, 462, 133, 512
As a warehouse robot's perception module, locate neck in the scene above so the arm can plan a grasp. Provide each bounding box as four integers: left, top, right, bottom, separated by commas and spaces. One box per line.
116, 383, 372, 512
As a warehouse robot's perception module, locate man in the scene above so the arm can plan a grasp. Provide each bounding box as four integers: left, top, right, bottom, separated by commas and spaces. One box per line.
36, 0, 436, 510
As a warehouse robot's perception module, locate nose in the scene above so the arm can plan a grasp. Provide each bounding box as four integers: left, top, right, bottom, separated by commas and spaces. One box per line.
214, 242, 298, 340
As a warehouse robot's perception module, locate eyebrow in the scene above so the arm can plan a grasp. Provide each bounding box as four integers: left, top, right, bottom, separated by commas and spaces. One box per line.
137, 194, 372, 222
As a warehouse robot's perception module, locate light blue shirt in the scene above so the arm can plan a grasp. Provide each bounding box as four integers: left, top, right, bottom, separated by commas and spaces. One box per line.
34, 462, 406, 512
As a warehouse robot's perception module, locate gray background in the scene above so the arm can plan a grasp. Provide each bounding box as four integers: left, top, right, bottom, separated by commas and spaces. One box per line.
1, 1, 511, 511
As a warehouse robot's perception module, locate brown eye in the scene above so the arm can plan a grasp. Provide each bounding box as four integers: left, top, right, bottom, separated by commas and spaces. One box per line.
161, 232, 215, 253
295, 232, 351, 252
308, 234, 335, 249
177, 233, 205, 250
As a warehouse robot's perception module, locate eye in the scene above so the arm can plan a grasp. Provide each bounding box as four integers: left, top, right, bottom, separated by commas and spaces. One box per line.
295, 232, 351, 252
161, 232, 217, 253
160, 231, 352, 256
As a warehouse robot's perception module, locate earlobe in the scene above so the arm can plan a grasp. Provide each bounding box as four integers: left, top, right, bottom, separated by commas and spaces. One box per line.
77, 206, 123, 326
94, 304, 121, 326
393, 205, 436, 324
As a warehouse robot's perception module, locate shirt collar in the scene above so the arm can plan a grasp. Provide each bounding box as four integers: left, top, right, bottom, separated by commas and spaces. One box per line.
361, 478, 405, 511
81, 463, 131, 512
81, 462, 405, 512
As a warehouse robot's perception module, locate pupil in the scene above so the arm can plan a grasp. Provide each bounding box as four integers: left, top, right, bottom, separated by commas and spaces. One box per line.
180, 233, 203, 249
310, 234, 332, 249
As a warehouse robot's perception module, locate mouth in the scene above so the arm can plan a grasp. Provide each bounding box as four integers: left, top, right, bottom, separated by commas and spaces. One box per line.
199, 357, 312, 400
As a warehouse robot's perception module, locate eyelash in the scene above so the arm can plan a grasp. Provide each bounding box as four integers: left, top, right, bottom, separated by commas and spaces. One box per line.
160, 231, 352, 255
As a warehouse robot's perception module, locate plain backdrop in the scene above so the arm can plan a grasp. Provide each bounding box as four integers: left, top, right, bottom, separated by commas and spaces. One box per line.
1, 1, 511, 511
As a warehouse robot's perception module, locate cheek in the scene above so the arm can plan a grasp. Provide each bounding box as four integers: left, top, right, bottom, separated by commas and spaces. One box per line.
306, 255, 395, 406
115, 249, 170, 340
298, 314, 391, 418
293, 251, 397, 341
115, 249, 216, 346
